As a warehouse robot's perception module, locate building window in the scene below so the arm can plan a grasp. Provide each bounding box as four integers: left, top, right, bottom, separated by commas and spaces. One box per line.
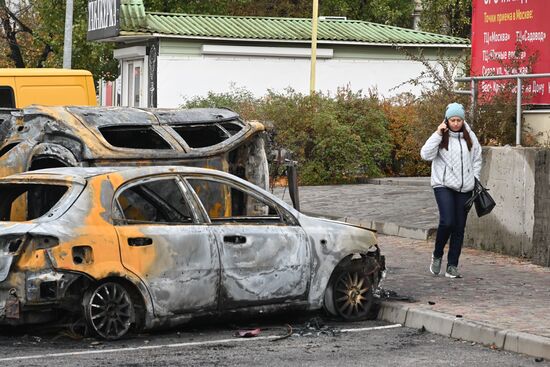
122, 59, 146, 107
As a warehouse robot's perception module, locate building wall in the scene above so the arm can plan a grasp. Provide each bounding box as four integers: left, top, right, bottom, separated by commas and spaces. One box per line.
524, 110, 550, 144
155, 39, 466, 108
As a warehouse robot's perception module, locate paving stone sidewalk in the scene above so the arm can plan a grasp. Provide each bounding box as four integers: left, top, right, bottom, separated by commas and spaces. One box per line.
272, 181, 550, 358
378, 235, 550, 340
273, 182, 439, 239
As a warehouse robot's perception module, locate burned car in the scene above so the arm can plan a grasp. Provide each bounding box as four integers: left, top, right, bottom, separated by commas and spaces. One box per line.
0, 166, 385, 339
0, 105, 268, 189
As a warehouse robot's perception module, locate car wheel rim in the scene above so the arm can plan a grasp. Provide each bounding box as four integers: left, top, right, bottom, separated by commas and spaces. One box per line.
334, 271, 370, 319
87, 282, 133, 339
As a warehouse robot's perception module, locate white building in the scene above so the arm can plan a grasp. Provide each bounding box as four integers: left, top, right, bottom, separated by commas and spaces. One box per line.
89, 0, 470, 108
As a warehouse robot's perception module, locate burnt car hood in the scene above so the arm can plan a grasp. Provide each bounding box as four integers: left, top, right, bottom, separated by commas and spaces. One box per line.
0, 222, 38, 282
310, 217, 376, 233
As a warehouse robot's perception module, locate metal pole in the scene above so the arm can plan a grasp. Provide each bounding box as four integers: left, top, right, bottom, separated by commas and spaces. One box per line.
516, 77, 522, 146
470, 79, 477, 125
63, 0, 74, 69
309, 0, 319, 94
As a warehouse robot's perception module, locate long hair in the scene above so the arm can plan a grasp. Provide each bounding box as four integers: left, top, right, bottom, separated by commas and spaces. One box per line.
439, 127, 473, 151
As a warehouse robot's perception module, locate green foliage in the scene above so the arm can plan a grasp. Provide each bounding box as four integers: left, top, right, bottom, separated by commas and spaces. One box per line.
183, 87, 392, 185
419, 0, 472, 38
33, 0, 118, 81
143, 0, 415, 27
0, 0, 118, 82
184, 86, 261, 120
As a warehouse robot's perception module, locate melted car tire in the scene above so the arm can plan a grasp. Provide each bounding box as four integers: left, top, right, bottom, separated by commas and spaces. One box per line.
83, 281, 135, 340
327, 261, 374, 321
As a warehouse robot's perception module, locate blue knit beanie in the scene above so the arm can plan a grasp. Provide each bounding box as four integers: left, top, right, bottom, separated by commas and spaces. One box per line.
445, 102, 465, 120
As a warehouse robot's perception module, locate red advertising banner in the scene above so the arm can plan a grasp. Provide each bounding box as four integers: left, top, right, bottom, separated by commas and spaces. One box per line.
471, 0, 550, 105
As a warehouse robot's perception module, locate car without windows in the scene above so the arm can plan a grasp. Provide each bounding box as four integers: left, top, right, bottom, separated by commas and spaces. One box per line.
0, 166, 385, 339
0, 105, 268, 189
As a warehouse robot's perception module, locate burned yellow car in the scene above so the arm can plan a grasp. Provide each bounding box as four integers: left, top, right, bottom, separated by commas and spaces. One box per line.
0, 105, 268, 189
0, 166, 384, 339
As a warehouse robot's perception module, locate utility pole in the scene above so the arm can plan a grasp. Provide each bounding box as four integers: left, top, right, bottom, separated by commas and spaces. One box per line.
63, 0, 74, 69
309, 0, 319, 94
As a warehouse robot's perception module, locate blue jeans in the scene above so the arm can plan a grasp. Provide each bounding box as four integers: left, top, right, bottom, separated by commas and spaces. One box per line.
433, 187, 472, 267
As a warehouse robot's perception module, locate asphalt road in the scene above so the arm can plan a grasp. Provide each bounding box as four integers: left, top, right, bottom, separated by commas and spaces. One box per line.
0, 314, 547, 367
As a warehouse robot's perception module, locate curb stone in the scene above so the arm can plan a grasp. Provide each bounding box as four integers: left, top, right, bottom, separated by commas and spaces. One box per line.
365, 178, 430, 187
337, 217, 437, 241
303, 212, 437, 241
377, 301, 550, 360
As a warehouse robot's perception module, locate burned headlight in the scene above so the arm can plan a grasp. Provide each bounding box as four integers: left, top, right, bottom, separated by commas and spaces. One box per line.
0, 234, 59, 255
0, 235, 27, 254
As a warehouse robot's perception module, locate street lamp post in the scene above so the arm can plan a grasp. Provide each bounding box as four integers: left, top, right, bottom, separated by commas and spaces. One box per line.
63, 0, 74, 69
310, 0, 319, 94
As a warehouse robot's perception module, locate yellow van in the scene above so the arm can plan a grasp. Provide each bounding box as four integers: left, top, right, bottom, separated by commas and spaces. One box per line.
0, 68, 96, 108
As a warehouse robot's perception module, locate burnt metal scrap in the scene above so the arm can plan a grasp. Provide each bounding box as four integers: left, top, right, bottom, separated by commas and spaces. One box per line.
0, 105, 269, 193
0, 166, 385, 340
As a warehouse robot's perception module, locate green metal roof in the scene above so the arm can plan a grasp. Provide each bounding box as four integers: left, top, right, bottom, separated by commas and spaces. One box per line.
120, 0, 469, 46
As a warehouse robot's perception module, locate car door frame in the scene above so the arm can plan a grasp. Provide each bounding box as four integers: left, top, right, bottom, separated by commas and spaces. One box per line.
180, 172, 312, 310
112, 173, 222, 317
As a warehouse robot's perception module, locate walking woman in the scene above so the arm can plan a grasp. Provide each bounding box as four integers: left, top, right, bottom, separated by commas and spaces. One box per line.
420, 103, 482, 278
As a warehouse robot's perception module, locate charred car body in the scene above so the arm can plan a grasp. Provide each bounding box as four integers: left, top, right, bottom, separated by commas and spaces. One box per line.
0, 105, 268, 190
0, 166, 385, 339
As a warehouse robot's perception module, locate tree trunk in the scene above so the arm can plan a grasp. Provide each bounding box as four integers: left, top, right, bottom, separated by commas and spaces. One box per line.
0, 2, 26, 67
36, 44, 52, 68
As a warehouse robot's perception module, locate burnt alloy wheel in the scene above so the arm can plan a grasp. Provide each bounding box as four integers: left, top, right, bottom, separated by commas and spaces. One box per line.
331, 266, 374, 321
83, 282, 135, 340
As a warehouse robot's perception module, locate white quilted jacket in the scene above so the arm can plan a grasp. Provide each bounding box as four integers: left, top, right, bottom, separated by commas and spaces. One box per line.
420, 122, 482, 192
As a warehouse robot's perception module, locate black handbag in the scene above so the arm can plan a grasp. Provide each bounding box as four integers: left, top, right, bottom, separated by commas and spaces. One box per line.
465, 178, 496, 217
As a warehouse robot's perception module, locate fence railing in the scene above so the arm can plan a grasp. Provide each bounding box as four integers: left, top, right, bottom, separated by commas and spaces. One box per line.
454, 73, 550, 146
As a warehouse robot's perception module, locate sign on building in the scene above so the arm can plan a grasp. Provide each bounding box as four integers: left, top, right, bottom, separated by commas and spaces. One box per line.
471, 0, 550, 104
87, 0, 120, 41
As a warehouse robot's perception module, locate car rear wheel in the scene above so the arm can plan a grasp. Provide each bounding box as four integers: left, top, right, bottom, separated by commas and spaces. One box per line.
327, 262, 374, 321
83, 282, 135, 340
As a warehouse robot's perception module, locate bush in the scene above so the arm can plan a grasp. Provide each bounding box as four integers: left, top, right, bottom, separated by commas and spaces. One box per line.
382, 94, 429, 176
183, 87, 392, 185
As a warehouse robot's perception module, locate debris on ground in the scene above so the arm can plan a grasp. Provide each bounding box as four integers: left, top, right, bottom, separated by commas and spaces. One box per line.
291, 317, 341, 337
235, 328, 261, 338
270, 324, 293, 342
376, 288, 415, 302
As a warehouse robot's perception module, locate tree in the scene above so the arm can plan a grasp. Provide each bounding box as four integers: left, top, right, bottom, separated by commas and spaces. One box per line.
0, 0, 51, 68
419, 0, 472, 39
143, 0, 415, 28
320, 0, 415, 28
0, 0, 118, 82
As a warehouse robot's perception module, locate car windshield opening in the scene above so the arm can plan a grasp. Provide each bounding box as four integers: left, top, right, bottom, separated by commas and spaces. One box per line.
171, 124, 230, 148
99, 126, 172, 149
219, 121, 243, 136
0, 183, 69, 221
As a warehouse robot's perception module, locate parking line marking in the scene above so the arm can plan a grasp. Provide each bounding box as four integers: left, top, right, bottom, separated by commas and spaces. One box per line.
0, 324, 402, 362
340, 324, 402, 333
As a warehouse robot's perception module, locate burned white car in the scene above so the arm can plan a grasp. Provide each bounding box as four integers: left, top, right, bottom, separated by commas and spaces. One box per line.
0, 166, 384, 339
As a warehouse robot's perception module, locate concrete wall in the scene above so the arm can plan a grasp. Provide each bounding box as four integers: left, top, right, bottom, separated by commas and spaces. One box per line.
465, 146, 550, 267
